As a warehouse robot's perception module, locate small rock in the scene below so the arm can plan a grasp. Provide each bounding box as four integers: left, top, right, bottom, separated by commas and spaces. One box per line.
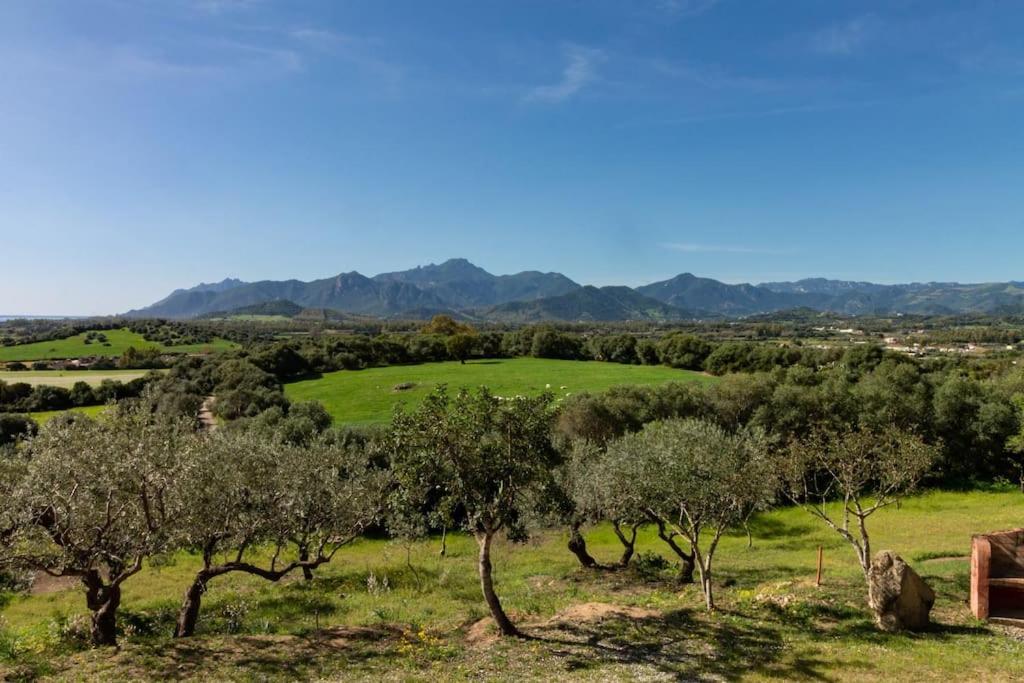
867, 550, 935, 632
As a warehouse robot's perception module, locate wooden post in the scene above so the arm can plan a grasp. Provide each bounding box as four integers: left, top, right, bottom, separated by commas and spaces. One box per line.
815, 546, 823, 586
971, 536, 991, 619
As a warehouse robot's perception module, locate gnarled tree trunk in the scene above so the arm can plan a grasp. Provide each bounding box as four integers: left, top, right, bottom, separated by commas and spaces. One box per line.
612, 520, 640, 568
476, 530, 519, 637
567, 520, 599, 569
83, 571, 121, 646
652, 517, 695, 584
174, 572, 211, 638
174, 553, 331, 638
299, 545, 314, 581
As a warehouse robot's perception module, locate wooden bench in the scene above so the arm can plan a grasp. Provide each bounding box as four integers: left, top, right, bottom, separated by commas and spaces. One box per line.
971, 529, 1024, 622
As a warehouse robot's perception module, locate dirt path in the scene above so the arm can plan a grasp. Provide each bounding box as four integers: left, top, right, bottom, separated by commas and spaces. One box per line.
198, 396, 217, 431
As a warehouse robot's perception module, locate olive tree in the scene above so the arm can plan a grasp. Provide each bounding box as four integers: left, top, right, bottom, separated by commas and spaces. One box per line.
599, 418, 775, 609
0, 409, 196, 646
172, 431, 389, 637
783, 425, 938, 584
445, 333, 477, 364
563, 440, 644, 569
389, 387, 556, 637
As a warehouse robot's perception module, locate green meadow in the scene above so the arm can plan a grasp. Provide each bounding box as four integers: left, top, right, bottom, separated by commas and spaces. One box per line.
2, 490, 1022, 681
0, 369, 157, 388
284, 357, 716, 424
0, 329, 236, 362
27, 404, 109, 424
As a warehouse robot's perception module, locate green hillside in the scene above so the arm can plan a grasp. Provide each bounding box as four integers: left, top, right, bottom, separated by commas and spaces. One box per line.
0, 329, 236, 362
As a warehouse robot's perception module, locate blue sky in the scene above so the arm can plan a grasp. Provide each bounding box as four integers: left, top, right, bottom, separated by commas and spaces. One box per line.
1, 0, 1023, 314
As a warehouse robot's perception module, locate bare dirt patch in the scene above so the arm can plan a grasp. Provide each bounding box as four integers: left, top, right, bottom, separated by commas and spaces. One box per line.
545, 602, 660, 627
465, 602, 662, 648
465, 617, 500, 646
30, 572, 79, 595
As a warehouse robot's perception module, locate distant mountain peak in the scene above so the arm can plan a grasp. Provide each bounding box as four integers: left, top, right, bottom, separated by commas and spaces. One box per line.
172, 277, 246, 296
374, 258, 494, 284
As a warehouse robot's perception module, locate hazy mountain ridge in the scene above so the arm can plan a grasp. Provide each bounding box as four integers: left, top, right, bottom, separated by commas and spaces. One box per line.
482, 286, 690, 323
128, 260, 581, 319
372, 258, 580, 308
128, 259, 1024, 321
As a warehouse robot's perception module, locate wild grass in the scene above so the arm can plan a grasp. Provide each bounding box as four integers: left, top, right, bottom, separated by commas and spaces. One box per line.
0, 329, 236, 362
2, 490, 1023, 680
0, 369, 159, 388
27, 405, 108, 424
284, 357, 716, 424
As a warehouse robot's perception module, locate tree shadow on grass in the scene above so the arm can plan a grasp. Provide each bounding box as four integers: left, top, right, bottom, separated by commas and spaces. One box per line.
720, 563, 820, 584
922, 571, 970, 598
742, 515, 816, 540
823, 616, 990, 643
525, 609, 840, 681
753, 587, 991, 646
248, 592, 345, 625
99, 626, 400, 681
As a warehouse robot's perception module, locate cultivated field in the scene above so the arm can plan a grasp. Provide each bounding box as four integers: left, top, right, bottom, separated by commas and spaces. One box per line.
27, 405, 109, 424
2, 490, 1022, 681
0, 329, 236, 362
0, 369, 158, 388
284, 357, 716, 424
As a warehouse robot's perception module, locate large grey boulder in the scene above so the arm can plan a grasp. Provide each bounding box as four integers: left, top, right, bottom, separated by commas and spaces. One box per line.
867, 551, 936, 632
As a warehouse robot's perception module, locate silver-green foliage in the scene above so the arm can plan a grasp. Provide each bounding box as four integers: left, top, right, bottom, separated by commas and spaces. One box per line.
598, 418, 776, 609
0, 408, 198, 645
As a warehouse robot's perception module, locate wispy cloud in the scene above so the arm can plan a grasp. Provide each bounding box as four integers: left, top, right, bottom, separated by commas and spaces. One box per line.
649, 59, 797, 93
287, 27, 354, 49
191, 0, 262, 15
8, 19, 408, 91
525, 46, 604, 103
654, 0, 720, 18
627, 99, 883, 127
810, 15, 880, 56
958, 45, 1024, 77
661, 242, 796, 255
2, 37, 305, 83
286, 27, 404, 92
109, 40, 303, 80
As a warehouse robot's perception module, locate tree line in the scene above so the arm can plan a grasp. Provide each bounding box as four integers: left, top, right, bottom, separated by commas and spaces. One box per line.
0, 375, 156, 421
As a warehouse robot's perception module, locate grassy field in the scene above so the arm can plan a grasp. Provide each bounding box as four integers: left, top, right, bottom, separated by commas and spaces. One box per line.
0, 329, 236, 362
284, 358, 716, 424
27, 404, 109, 424
2, 490, 1023, 681
0, 369, 158, 388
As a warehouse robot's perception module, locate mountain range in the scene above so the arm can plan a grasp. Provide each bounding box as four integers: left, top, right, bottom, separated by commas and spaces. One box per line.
126, 259, 1024, 321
